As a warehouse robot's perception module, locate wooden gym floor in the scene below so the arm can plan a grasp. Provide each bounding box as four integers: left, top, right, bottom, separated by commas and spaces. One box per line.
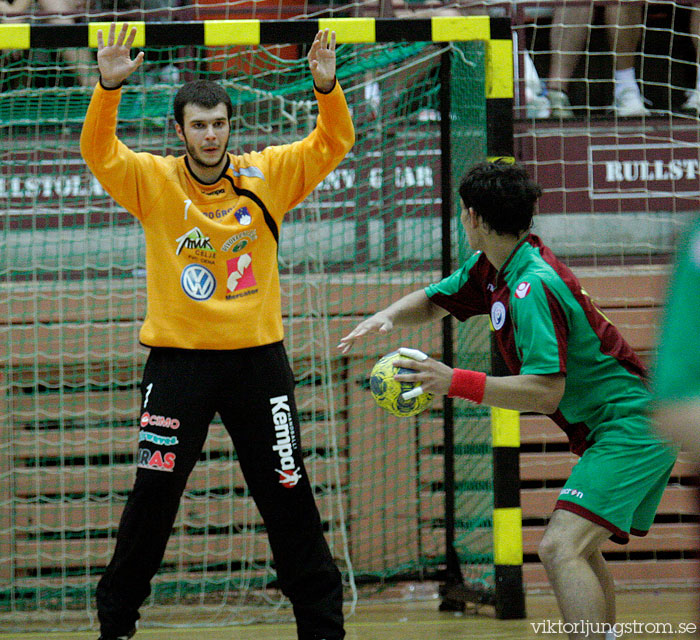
1, 590, 697, 640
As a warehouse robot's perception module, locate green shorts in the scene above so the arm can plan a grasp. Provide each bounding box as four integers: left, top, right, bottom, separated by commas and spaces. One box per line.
555, 432, 677, 544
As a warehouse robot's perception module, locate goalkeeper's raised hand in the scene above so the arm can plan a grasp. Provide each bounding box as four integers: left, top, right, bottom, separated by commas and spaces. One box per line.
308, 29, 336, 93
97, 23, 145, 89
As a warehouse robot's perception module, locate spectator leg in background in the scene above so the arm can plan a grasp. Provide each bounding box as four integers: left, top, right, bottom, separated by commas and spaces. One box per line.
606, 1, 649, 115
547, 2, 591, 117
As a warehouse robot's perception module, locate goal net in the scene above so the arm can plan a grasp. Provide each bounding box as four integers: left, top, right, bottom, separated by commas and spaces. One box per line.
0, 22, 492, 631
515, 0, 698, 590
516, 0, 698, 260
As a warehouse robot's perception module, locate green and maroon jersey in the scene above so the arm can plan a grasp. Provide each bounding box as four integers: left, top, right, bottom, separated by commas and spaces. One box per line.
425, 234, 651, 455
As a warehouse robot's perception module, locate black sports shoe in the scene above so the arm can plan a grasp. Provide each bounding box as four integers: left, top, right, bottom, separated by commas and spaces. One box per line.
97, 628, 136, 640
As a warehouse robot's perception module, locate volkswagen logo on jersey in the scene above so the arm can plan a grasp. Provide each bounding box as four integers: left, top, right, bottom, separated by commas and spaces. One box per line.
515, 281, 532, 299
491, 301, 507, 330
181, 264, 216, 300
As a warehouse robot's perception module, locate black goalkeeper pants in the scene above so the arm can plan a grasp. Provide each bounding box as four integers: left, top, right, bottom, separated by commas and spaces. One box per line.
96, 343, 344, 640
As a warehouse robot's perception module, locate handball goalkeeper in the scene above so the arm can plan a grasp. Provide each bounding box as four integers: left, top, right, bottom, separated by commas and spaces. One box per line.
81, 23, 354, 640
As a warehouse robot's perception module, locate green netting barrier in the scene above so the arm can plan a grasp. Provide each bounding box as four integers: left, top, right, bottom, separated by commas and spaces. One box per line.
449, 41, 493, 589
0, 37, 490, 630
0, 42, 428, 125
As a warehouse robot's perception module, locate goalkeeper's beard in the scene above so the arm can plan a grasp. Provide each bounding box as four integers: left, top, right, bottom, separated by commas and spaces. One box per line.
183, 130, 230, 171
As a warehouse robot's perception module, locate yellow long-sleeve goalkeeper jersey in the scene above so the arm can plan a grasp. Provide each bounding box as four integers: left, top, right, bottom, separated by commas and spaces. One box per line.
81, 81, 354, 350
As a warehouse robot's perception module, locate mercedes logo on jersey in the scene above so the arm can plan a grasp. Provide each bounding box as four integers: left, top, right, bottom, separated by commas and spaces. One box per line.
181, 264, 216, 300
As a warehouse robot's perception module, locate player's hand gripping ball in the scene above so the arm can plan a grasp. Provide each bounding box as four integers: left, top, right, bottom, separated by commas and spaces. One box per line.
369, 349, 434, 418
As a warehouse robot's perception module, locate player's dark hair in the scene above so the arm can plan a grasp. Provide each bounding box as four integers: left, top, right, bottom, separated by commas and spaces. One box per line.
458, 160, 542, 236
174, 81, 233, 127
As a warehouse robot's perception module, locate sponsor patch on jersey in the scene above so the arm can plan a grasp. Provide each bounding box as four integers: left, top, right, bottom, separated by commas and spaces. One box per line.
137, 448, 176, 472
139, 430, 179, 447
176, 227, 215, 256
559, 487, 584, 500
202, 205, 235, 221
226, 253, 257, 297
181, 264, 216, 301
515, 281, 531, 299
490, 301, 507, 330
232, 166, 265, 180
270, 395, 302, 488
234, 207, 252, 226
222, 229, 258, 253
140, 412, 180, 430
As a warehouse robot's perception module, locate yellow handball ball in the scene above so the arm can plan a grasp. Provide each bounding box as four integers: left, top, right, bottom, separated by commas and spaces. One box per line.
369, 351, 434, 418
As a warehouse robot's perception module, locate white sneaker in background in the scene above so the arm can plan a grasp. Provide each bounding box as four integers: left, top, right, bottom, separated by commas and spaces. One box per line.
417, 108, 440, 122
613, 86, 650, 117
526, 94, 551, 119
548, 89, 574, 118
159, 64, 180, 85
522, 51, 550, 118
523, 50, 543, 103
364, 80, 381, 118
681, 88, 700, 113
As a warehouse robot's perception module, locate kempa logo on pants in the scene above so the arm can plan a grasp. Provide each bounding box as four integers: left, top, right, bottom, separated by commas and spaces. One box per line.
270, 395, 302, 488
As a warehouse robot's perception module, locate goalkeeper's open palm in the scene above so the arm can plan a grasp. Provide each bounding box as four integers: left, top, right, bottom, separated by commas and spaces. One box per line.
308, 29, 336, 93
97, 23, 145, 88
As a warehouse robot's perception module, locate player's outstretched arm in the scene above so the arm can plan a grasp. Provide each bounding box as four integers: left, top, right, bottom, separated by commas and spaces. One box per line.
337, 289, 447, 354
97, 23, 145, 89
337, 312, 394, 355
308, 28, 336, 93
393, 360, 565, 413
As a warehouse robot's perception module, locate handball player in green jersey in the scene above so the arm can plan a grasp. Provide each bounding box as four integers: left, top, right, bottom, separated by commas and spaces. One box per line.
653, 217, 700, 633
339, 161, 676, 640
654, 217, 700, 458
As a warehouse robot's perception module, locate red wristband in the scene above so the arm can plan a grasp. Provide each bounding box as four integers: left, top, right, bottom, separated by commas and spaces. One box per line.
448, 369, 487, 404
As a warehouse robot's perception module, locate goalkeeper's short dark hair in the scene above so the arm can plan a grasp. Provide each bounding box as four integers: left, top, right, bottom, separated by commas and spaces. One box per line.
174, 81, 233, 127
458, 160, 542, 236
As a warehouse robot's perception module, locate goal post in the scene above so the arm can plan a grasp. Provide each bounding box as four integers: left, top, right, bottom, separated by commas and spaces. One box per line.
435, 17, 523, 620
0, 16, 520, 630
